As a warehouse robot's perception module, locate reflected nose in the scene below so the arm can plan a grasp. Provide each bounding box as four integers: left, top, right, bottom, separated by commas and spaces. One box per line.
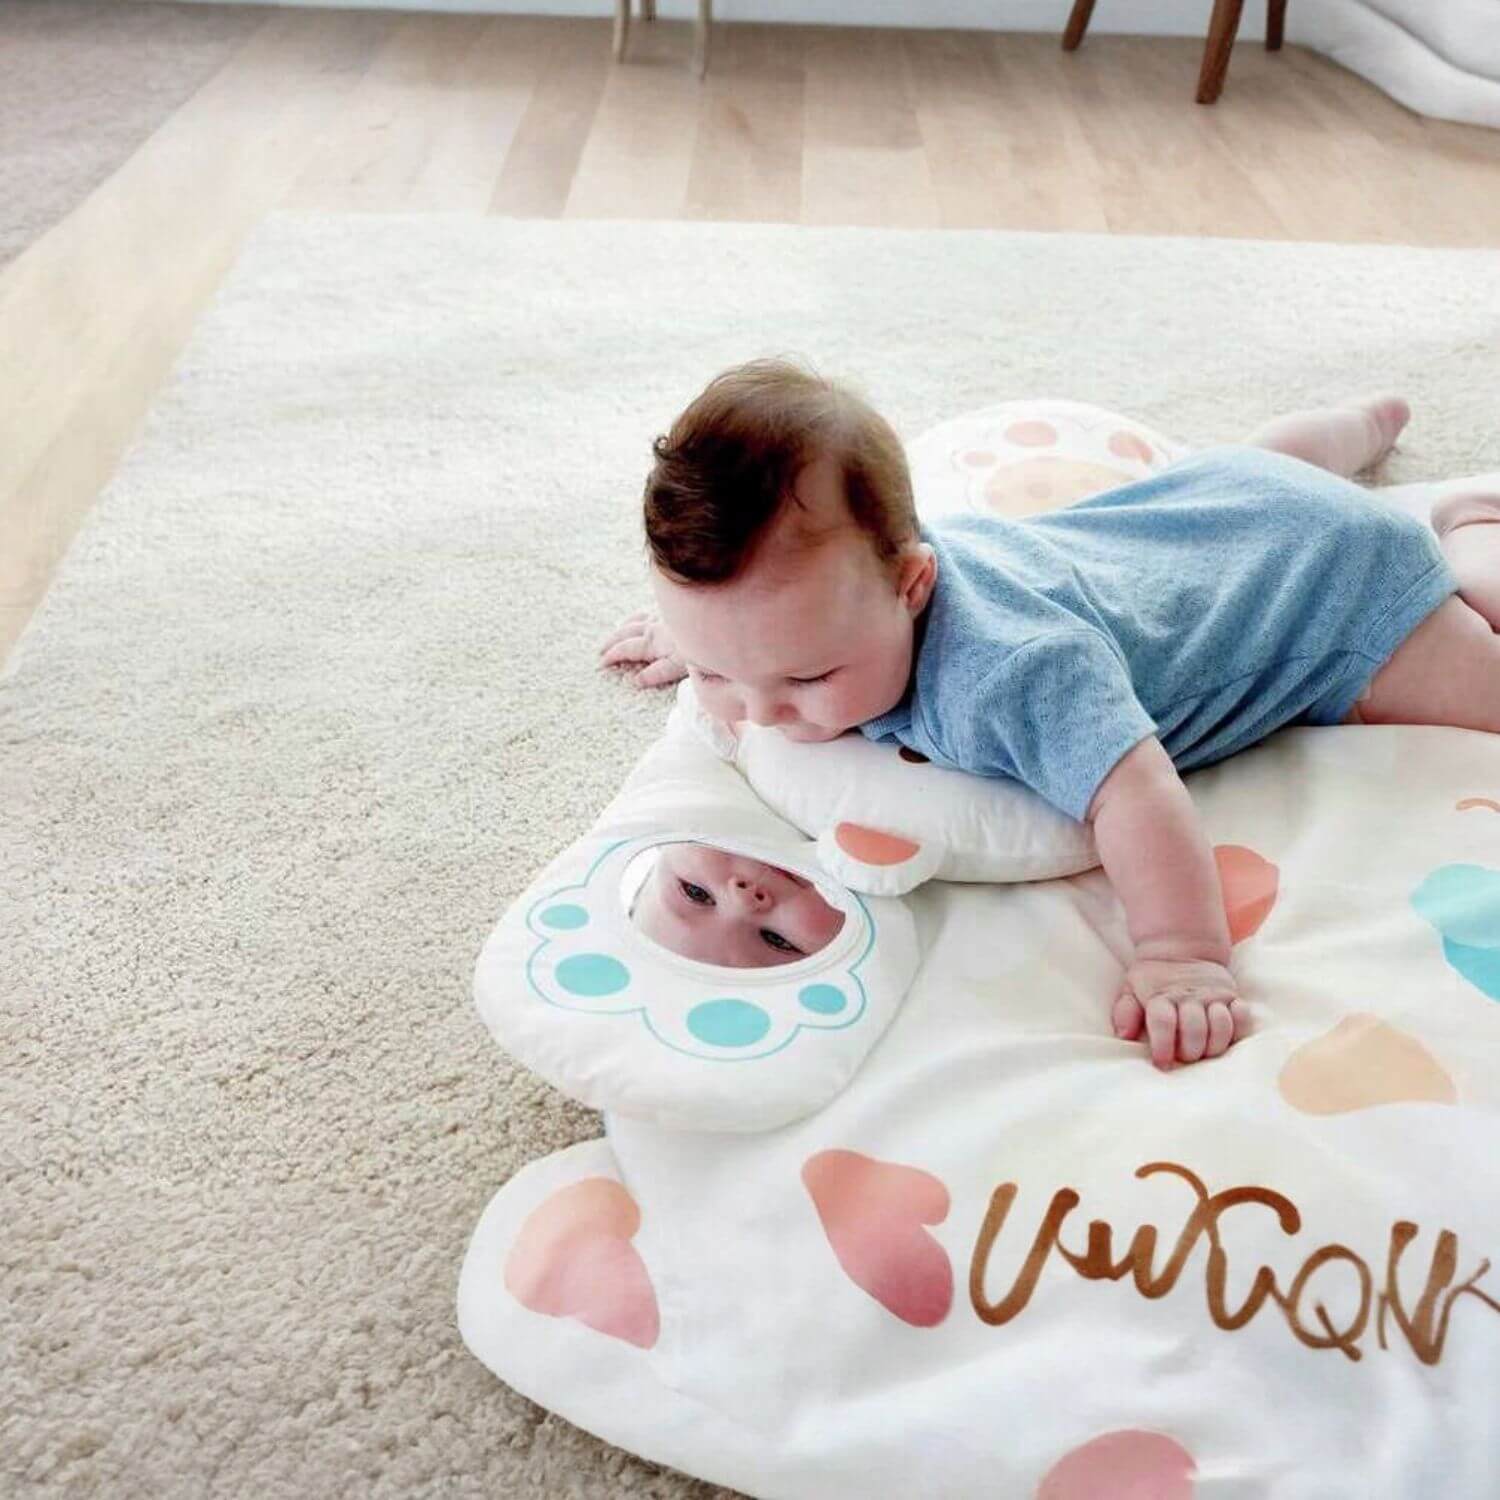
729, 875, 771, 910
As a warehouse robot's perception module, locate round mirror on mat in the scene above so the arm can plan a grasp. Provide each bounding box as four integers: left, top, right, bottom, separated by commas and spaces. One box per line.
622, 840, 847, 970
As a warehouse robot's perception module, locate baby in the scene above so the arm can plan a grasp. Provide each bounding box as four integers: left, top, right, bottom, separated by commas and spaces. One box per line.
600, 359, 1500, 1070
628, 842, 846, 969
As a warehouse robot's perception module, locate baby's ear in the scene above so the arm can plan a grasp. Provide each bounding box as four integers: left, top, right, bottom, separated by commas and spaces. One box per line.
897, 542, 937, 614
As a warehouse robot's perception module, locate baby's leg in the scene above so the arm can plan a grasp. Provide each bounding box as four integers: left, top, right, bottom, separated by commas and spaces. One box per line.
1347, 595, 1500, 733
1243, 396, 1410, 478
1432, 489, 1500, 632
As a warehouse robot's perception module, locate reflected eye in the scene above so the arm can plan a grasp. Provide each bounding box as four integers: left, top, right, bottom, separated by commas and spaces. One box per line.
678, 880, 714, 905
760, 928, 804, 955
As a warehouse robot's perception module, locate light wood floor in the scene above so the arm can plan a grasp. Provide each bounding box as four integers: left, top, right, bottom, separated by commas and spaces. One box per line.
7, 8, 1500, 669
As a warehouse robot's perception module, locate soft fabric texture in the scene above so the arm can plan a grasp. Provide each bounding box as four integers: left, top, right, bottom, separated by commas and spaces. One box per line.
461, 716, 1500, 1498
863, 447, 1459, 821
8, 215, 1500, 1498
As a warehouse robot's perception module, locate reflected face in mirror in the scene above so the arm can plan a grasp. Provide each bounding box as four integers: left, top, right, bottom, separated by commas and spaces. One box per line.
627, 842, 846, 969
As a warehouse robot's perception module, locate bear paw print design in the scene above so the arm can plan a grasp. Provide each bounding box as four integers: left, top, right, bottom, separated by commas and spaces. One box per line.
907, 399, 1186, 521
526, 835, 878, 1061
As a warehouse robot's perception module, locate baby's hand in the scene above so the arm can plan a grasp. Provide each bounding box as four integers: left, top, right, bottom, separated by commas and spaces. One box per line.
1111, 957, 1251, 1070
598, 609, 687, 689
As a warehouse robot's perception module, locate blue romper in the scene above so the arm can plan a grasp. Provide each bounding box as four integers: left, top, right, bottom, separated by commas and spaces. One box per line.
858, 445, 1459, 822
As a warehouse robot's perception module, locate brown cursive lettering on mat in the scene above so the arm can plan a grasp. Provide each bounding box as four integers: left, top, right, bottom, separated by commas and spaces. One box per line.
969, 1161, 1500, 1365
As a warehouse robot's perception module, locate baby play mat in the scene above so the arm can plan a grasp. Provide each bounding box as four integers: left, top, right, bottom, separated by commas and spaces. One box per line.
462, 385, 1500, 1500
462, 704, 1500, 1497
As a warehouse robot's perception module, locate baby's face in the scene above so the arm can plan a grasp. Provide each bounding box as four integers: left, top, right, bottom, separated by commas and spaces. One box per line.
651, 453, 935, 743
631, 843, 846, 968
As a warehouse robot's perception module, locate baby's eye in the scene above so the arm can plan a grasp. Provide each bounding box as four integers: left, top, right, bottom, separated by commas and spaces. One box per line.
678, 880, 714, 905
789, 670, 835, 686
694, 668, 724, 684
760, 928, 805, 955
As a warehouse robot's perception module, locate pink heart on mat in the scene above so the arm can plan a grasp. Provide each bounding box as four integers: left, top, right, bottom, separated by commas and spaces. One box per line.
802, 1148, 953, 1327
1037, 1429, 1197, 1499
504, 1177, 660, 1348
1214, 843, 1279, 944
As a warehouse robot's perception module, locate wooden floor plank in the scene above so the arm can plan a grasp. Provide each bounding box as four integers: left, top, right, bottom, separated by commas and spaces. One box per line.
800, 24, 940, 227
683, 24, 804, 224
490, 18, 611, 219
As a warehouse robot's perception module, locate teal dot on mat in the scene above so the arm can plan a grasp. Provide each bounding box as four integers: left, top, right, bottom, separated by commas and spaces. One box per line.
687, 998, 772, 1048
799, 983, 846, 1015
556, 953, 630, 997
540, 903, 589, 931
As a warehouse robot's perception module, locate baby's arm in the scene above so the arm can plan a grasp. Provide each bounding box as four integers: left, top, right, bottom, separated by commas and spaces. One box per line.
1085, 737, 1251, 1069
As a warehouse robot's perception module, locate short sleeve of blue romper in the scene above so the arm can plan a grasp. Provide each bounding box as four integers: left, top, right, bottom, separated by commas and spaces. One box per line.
859, 444, 1458, 822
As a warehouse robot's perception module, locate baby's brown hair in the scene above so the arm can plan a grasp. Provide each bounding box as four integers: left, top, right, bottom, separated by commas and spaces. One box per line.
643, 357, 917, 584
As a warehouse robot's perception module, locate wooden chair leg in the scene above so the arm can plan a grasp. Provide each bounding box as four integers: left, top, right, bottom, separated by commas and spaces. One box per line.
1266, 0, 1287, 50
613, 0, 629, 62
1197, 0, 1246, 103
1062, 0, 1097, 51
641, 0, 655, 21
692, 0, 711, 78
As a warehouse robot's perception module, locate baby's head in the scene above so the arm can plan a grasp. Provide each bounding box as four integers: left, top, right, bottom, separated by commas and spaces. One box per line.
643, 358, 937, 742
629, 842, 846, 969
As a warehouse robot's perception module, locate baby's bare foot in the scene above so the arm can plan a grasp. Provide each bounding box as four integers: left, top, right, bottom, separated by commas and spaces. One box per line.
1350, 394, 1411, 465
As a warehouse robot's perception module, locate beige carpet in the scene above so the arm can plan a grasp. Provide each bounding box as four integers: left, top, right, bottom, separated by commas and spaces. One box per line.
5, 214, 1500, 1498
0, 0, 263, 266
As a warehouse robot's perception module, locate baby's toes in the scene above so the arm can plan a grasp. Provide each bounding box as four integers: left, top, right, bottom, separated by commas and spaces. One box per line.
1112, 990, 1144, 1041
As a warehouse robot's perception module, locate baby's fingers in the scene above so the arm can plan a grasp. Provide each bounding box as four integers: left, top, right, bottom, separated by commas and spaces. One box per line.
1204, 1001, 1235, 1058
1175, 1000, 1209, 1064
1229, 998, 1253, 1042
1112, 990, 1145, 1041
636, 657, 686, 689
600, 634, 651, 669
1144, 997, 1180, 1070
597, 612, 650, 654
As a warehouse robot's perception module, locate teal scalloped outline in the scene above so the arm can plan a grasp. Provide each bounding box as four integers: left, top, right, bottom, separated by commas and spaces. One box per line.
522, 837, 880, 1062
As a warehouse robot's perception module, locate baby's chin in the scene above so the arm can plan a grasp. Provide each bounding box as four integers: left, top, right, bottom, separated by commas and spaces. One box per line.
772, 724, 849, 744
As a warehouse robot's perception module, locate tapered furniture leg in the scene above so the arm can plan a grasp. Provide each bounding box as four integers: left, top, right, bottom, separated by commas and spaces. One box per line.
1267, 0, 1287, 50
1197, 0, 1246, 103
642, 0, 656, 21
693, 0, 711, 77
1062, 0, 1097, 51
613, 0, 629, 61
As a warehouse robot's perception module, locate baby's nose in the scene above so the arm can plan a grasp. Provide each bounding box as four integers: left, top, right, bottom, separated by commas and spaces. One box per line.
730, 875, 770, 908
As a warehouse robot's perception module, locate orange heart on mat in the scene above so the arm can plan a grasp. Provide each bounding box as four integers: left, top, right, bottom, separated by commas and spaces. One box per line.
834, 822, 921, 866
802, 1148, 953, 1327
504, 1177, 660, 1348
1278, 1014, 1457, 1115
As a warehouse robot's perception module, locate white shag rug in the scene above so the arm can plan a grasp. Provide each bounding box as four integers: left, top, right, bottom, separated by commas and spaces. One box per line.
5, 215, 1500, 1498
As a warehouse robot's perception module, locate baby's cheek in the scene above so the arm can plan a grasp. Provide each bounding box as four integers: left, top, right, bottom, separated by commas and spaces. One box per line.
697, 682, 738, 723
